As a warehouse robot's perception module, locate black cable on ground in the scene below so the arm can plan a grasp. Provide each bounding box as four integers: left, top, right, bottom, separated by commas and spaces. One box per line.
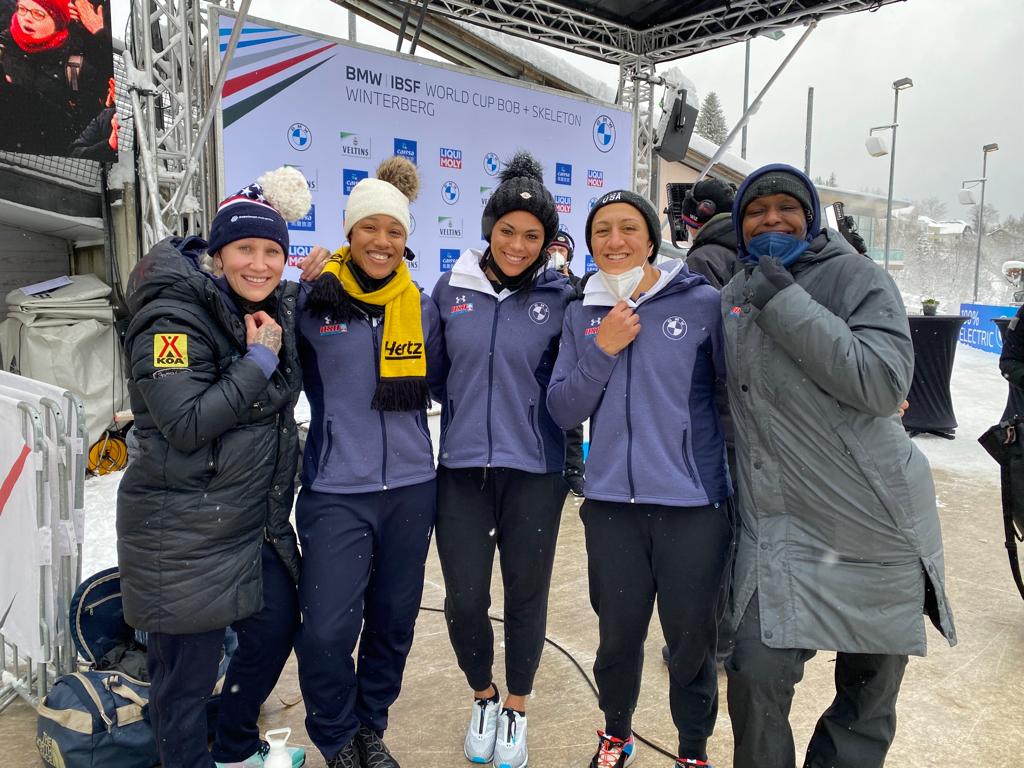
418, 605, 678, 760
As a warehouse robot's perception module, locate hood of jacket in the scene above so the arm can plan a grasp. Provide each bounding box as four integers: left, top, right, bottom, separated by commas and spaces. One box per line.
733, 164, 821, 259
126, 235, 212, 315
584, 259, 710, 308
692, 212, 736, 250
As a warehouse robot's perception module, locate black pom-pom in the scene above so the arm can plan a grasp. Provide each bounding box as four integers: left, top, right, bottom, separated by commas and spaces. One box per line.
499, 151, 544, 185
305, 273, 359, 323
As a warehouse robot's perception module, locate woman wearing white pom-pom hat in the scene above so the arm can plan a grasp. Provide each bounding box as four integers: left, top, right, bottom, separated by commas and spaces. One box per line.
117, 167, 327, 768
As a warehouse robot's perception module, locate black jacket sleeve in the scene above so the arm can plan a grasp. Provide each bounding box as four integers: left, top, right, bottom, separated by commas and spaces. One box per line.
1000, 305, 1024, 390
129, 313, 271, 453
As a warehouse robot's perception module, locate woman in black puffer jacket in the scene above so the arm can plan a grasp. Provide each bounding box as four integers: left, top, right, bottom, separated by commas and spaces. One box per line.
117, 168, 318, 768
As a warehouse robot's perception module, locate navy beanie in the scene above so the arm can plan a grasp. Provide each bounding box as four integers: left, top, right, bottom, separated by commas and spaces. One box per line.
585, 189, 662, 262
208, 184, 290, 256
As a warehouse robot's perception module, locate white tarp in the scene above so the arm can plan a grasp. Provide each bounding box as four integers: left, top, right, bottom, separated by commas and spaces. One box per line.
215, 11, 634, 288
0, 394, 46, 661
1, 274, 127, 441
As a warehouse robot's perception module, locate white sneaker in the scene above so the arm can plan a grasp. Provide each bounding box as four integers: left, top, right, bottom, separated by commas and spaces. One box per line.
464, 694, 500, 764
493, 708, 528, 768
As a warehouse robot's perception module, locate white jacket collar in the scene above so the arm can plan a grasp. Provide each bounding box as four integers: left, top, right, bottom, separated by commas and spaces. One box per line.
448, 248, 516, 301
582, 260, 685, 308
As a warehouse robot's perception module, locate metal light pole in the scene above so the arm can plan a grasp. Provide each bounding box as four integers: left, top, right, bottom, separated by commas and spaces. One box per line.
971, 143, 1000, 302
880, 77, 913, 272
740, 31, 784, 161
741, 40, 750, 159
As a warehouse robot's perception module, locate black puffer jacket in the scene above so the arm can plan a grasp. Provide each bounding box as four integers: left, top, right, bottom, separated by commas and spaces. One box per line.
685, 213, 740, 290
116, 236, 301, 634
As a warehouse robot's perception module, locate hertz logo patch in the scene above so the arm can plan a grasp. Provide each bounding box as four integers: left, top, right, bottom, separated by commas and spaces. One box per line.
154, 334, 188, 367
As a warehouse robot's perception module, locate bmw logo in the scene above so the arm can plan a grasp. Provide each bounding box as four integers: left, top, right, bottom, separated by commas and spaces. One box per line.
529, 301, 551, 325
442, 181, 460, 205
593, 115, 616, 153
662, 316, 688, 340
288, 123, 311, 151
483, 152, 501, 176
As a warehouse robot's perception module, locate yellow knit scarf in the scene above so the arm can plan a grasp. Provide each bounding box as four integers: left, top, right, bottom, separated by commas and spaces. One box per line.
322, 247, 429, 410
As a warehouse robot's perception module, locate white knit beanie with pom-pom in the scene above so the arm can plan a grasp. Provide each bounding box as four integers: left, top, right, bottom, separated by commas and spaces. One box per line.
344, 156, 420, 238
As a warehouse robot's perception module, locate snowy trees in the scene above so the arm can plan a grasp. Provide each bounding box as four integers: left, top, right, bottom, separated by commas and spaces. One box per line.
695, 92, 728, 145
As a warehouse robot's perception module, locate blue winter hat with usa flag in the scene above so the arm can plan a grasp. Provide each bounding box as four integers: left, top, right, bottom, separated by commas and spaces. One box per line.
208, 166, 311, 255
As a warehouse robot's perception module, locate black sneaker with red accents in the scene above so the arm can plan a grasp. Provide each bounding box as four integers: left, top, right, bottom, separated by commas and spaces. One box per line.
589, 730, 636, 768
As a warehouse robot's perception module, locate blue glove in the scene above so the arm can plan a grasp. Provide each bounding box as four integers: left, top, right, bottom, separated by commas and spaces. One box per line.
745, 256, 796, 310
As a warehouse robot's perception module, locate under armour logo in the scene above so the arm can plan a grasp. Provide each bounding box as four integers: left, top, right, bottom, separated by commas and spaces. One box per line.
589, 317, 602, 327
455, 295, 467, 304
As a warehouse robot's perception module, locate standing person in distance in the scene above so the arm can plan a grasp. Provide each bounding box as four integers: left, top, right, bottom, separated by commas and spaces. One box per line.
721, 164, 957, 768
118, 168, 316, 768
547, 190, 732, 768
432, 152, 574, 768
547, 228, 586, 497
680, 178, 740, 290
295, 157, 444, 768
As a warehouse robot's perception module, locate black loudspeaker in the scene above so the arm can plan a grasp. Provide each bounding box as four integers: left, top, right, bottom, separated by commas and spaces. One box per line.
665, 182, 694, 247
655, 91, 700, 163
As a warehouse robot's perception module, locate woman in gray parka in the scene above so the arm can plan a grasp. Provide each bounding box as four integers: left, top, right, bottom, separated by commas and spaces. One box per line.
720, 164, 956, 768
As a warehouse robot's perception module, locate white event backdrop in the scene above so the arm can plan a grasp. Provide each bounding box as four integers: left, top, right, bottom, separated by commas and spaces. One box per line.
214, 11, 633, 289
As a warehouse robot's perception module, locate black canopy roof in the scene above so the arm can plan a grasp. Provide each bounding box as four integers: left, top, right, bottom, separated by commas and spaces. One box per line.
368, 0, 905, 63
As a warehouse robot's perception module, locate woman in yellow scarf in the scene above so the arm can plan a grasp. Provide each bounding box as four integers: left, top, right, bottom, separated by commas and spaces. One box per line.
293, 157, 444, 768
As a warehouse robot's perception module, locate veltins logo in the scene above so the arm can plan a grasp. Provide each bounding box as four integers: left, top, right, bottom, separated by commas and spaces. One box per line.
440, 248, 460, 272
442, 181, 460, 205
593, 115, 616, 152
343, 169, 368, 195
587, 169, 604, 187
288, 123, 311, 151
407, 251, 420, 270
440, 147, 463, 169
483, 152, 501, 176
288, 244, 314, 267
394, 138, 417, 164
480, 186, 493, 205
288, 205, 316, 231
555, 163, 572, 186
286, 164, 318, 191
662, 316, 688, 340
438, 216, 464, 238
340, 131, 371, 158
555, 195, 572, 214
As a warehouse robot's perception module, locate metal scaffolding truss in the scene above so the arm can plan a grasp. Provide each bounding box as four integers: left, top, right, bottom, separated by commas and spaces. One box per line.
618, 60, 658, 200
360, 0, 902, 64
127, 0, 251, 252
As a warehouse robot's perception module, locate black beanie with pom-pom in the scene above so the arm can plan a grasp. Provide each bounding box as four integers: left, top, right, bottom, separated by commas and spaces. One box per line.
481, 151, 560, 248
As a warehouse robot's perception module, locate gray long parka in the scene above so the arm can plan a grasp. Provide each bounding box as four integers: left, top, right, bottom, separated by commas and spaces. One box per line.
721, 227, 956, 656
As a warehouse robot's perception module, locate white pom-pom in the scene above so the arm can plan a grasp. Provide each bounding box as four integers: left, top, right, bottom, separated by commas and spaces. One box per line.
257, 166, 312, 222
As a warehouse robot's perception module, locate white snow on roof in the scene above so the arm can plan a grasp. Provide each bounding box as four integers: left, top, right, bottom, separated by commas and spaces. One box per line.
685, 132, 756, 175
918, 216, 972, 236
454, 22, 617, 104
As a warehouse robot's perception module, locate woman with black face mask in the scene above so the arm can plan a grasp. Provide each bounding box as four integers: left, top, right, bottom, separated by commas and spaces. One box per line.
430, 152, 575, 768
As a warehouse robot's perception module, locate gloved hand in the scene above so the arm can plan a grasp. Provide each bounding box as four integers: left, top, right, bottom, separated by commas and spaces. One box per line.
745, 255, 796, 310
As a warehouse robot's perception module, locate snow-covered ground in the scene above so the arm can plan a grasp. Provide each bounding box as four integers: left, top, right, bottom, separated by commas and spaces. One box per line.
81, 344, 1010, 576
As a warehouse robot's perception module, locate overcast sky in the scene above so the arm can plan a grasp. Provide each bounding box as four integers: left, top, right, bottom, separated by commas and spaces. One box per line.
115, 0, 1021, 222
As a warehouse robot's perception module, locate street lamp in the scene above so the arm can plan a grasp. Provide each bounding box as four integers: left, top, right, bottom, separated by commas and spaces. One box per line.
962, 142, 1000, 302
741, 29, 785, 159
866, 77, 913, 272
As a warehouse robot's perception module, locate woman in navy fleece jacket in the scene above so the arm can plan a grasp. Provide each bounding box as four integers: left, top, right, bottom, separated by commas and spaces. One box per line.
547, 190, 732, 768
430, 153, 574, 768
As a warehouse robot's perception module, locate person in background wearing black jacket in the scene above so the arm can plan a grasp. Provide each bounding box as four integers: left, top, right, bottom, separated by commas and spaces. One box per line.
681, 178, 740, 290
117, 168, 322, 768
1000, 305, 1024, 393
547, 228, 585, 496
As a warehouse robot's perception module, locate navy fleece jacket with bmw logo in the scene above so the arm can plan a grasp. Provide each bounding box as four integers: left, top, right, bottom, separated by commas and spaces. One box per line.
547, 262, 731, 506
431, 249, 575, 474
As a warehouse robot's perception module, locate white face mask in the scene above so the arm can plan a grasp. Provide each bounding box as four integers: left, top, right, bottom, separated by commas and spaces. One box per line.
551, 252, 567, 269
599, 266, 645, 301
